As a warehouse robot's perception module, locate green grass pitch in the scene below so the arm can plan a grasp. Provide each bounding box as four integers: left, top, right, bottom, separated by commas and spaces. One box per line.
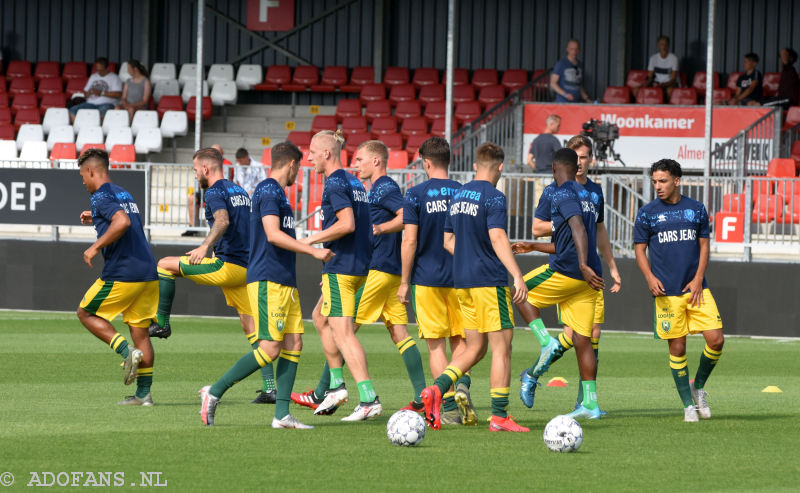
1, 310, 798, 492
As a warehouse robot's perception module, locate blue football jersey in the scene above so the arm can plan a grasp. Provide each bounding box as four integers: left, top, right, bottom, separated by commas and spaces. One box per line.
368, 175, 404, 275
204, 179, 251, 267
549, 181, 602, 280
247, 178, 297, 287
320, 168, 372, 276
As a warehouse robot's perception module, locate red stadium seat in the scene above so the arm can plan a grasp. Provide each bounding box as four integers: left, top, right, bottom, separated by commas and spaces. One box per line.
388, 84, 416, 106
254, 65, 291, 91
767, 158, 796, 178
783, 106, 800, 131
452, 85, 475, 104
287, 131, 312, 147
380, 133, 404, 150
501, 69, 528, 93
283, 65, 318, 91
342, 66, 375, 92
400, 116, 429, 138
370, 116, 398, 136
722, 193, 746, 212
712, 88, 732, 104
313, 66, 348, 92
0, 107, 11, 124
186, 96, 212, 121
39, 93, 67, 115
0, 123, 14, 140
65, 77, 89, 98
9, 77, 35, 96
412, 68, 439, 89
532, 69, 549, 89
443, 68, 470, 86
311, 115, 338, 133
344, 132, 371, 156
6, 60, 32, 80
478, 85, 505, 108
81, 143, 106, 152
341, 116, 368, 137
753, 178, 772, 196
37, 78, 63, 97
0, 93, 7, 109
430, 118, 456, 137
0, 75, 6, 91
752, 194, 783, 223
387, 150, 410, 169
11, 93, 38, 115
384, 67, 410, 86
692, 71, 719, 96
62, 62, 88, 82
418, 84, 445, 105
109, 144, 136, 163
336, 99, 362, 122
762, 72, 780, 98
669, 88, 698, 105
157, 95, 184, 118
726, 72, 743, 92
677, 71, 688, 88
776, 180, 800, 204
778, 199, 800, 224
394, 101, 422, 120
424, 101, 446, 122
454, 101, 482, 125
50, 142, 77, 161
626, 70, 649, 90
602, 86, 631, 104
360, 83, 387, 104
471, 69, 498, 89
14, 108, 41, 131
260, 147, 273, 166
364, 100, 392, 122
635, 87, 664, 104
405, 133, 431, 155
34, 61, 60, 81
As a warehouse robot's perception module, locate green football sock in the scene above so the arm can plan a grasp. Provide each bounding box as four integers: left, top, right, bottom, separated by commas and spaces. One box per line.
529, 318, 551, 346
135, 367, 153, 398
580, 380, 598, 410
356, 380, 376, 403
396, 337, 426, 403
156, 268, 175, 328
329, 367, 345, 389
456, 372, 471, 389
109, 333, 129, 359
251, 342, 276, 392
275, 349, 301, 420
491, 387, 510, 418
434, 365, 463, 395
670, 354, 694, 407
314, 361, 331, 398
576, 337, 598, 406
210, 347, 271, 399
443, 391, 457, 412
694, 344, 722, 389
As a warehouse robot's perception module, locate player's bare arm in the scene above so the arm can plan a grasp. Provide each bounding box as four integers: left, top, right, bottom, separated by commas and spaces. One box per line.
301, 207, 355, 245
683, 237, 709, 307
398, 223, 418, 305
511, 241, 556, 255
568, 215, 604, 290
596, 223, 621, 293
488, 228, 528, 304
262, 215, 334, 262
84, 209, 130, 267
532, 217, 552, 237
80, 210, 93, 225
634, 243, 665, 296
373, 208, 403, 236
443, 231, 455, 256
187, 208, 229, 264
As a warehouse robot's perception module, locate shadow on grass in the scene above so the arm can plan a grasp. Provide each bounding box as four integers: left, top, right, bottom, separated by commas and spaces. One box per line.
605, 409, 795, 421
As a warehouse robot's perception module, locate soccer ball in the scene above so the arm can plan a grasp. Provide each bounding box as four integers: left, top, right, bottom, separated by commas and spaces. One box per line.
543, 415, 583, 452
386, 410, 426, 447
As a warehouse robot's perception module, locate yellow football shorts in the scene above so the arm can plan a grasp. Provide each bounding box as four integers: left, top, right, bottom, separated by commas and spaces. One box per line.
179, 256, 251, 316
456, 286, 515, 333
558, 289, 604, 326
247, 281, 304, 342
524, 264, 598, 337
355, 270, 409, 326
411, 285, 464, 339
321, 273, 366, 318
80, 278, 158, 328
654, 289, 722, 340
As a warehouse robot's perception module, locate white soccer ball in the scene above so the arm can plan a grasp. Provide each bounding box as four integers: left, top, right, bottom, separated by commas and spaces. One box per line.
543, 415, 583, 452
386, 410, 426, 447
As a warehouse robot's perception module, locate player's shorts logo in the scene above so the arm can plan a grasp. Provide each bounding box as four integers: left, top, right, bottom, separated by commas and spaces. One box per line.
661, 320, 671, 332
277, 320, 285, 333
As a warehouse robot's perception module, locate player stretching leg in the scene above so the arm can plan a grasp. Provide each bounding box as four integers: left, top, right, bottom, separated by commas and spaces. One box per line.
300, 130, 382, 421
514, 149, 605, 419
199, 142, 333, 428
148, 147, 277, 404
512, 136, 620, 412
420, 143, 529, 432
398, 137, 476, 426
76, 149, 158, 406
634, 159, 723, 422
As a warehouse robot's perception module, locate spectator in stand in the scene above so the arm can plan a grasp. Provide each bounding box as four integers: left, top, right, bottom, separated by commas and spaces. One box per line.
551, 39, 592, 103
762, 48, 799, 109
117, 60, 152, 120
634, 35, 679, 99
184, 144, 233, 237
69, 57, 123, 122
233, 147, 266, 197
527, 114, 562, 172
726, 53, 763, 106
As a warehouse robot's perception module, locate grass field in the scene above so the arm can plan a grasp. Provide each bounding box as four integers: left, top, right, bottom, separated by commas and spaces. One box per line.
1, 310, 798, 492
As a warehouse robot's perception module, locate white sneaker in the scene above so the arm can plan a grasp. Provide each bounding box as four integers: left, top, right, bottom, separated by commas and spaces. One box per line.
341, 398, 382, 421
272, 414, 314, 429
314, 385, 348, 415
690, 382, 711, 419
123, 348, 143, 385
199, 385, 219, 426
684, 405, 699, 422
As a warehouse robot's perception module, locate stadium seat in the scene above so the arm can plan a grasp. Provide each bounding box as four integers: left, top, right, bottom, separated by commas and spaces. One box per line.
150, 63, 177, 84
131, 110, 159, 137
65, 77, 89, 98
0, 124, 14, 140
6, 60, 32, 80
153, 79, 180, 103
384, 67, 410, 87
181, 80, 209, 104
478, 85, 505, 108
380, 133, 404, 150
364, 100, 392, 122
762, 72, 780, 98
777, 198, 800, 224
0, 75, 5, 91
109, 144, 136, 163
412, 68, 439, 89
342, 66, 375, 92
76, 126, 104, 151
311, 115, 338, 133
207, 64, 234, 88
424, 101, 446, 121
235, 64, 263, 90
783, 106, 800, 131
370, 116, 398, 136
692, 71, 719, 97
37, 78, 63, 97
16, 124, 44, 151
117, 61, 131, 84
0, 93, 8, 108
160, 110, 188, 138
186, 96, 212, 121
405, 133, 431, 155
471, 69, 499, 89
418, 84, 445, 105
344, 132, 371, 156
395, 101, 422, 120
14, 108, 41, 131
400, 116, 428, 138
178, 63, 205, 88
752, 193, 783, 223
313, 66, 348, 92
336, 99, 363, 122
34, 61, 60, 81
134, 127, 163, 153
669, 88, 698, 105
46, 125, 75, 150
39, 94, 66, 118
387, 150, 410, 168
11, 93, 38, 115
442, 68, 469, 87
454, 101, 482, 125
254, 65, 291, 91
360, 84, 387, 104
50, 142, 77, 161
777, 179, 800, 203
283, 65, 319, 91
722, 193, 746, 212
210, 80, 238, 106
602, 86, 631, 104
81, 143, 106, 153
0, 139, 17, 159
287, 130, 312, 147
61, 62, 87, 82
341, 116, 368, 137
501, 69, 529, 93
625, 69, 649, 90
389, 84, 416, 106
452, 85, 475, 104
19, 140, 48, 161
767, 158, 795, 178
157, 95, 184, 118
102, 110, 130, 136
0, 108, 11, 125
726, 72, 743, 92
73, 109, 101, 134
635, 87, 664, 104
712, 88, 732, 104
105, 127, 133, 150
9, 77, 35, 96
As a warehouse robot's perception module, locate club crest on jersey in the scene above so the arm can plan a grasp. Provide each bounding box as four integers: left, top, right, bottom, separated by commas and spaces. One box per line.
661, 320, 671, 332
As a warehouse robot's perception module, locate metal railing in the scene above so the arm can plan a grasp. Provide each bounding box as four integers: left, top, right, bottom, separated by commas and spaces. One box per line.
711, 107, 781, 176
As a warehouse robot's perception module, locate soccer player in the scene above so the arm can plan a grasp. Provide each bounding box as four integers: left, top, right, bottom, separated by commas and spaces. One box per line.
512, 135, 620, 411
300, 129, 382, 421
419, 142, 529, 432
199, 142, 333, 428
634, 159, 723, 422
76, 148, 158, 406
148, 147, 278, 405
514, 148, 605, 420
398, 137, 476, 426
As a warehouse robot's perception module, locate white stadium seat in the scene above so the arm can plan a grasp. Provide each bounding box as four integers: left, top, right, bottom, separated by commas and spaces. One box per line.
73, 109, 101, 135
178, 63, 205, 88
75, 126, 104, 151
150, 63, 177, 84
0, 139, 18, 160
160, 111, 188, 138
153, 79, 180, 104
181, 80, 209, 104
210, 80, 238, 106
102, 109, 130, 136
19, 140, 48, 161
207, 64, 234, 88
105, 127, 133, 151
131, 110, 159, 137
46, 125, 75, 151
16, 124, 45, 151
118, 61, 132, 84
236, 64, 262, 90
135, 127, 163, 154
42, 108, 70, 135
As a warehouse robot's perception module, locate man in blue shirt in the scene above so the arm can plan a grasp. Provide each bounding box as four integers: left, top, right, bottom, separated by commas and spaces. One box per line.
420, 142, 529, 432
77, 148, 158, 406
199, 142, 333, 429
634, 159, 724, 423
550, 39, 592, 103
